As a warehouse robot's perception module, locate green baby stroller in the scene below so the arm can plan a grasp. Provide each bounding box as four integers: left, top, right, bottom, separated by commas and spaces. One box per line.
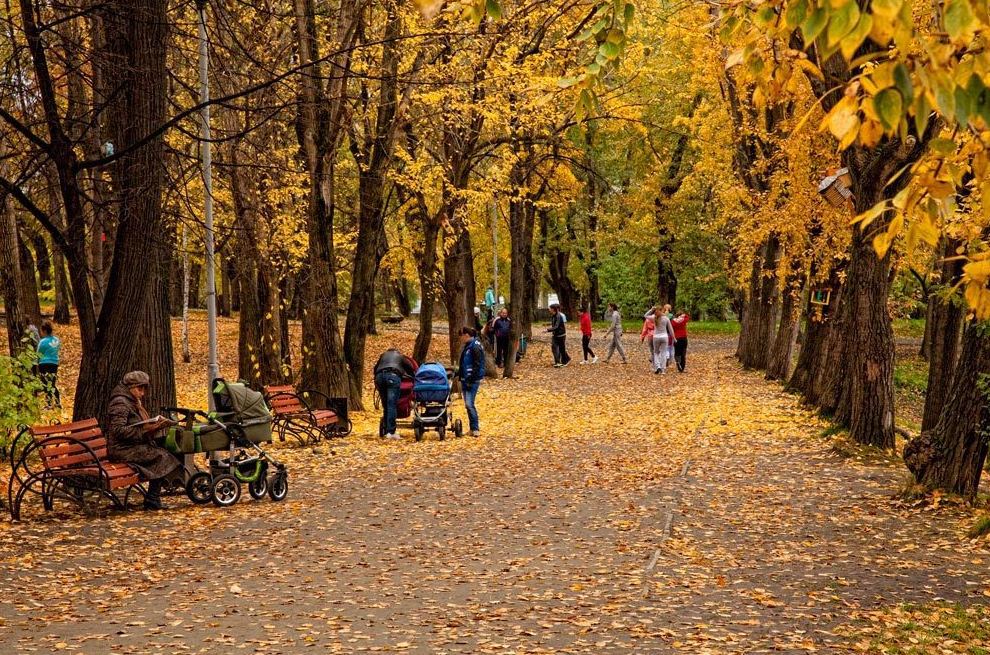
161, 378, 288, 507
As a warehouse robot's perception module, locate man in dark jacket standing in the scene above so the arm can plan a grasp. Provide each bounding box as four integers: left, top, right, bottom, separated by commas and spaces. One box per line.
458, 327, 485, 436
547, 304, 570, 367
492, 308, 512, 367
374, 348, 417, 440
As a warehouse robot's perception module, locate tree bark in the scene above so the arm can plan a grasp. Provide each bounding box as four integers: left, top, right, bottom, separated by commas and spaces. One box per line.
904, 321, 990, 499
0, 200, 26, 354
293, 0, 354, 401
17, 228, 43, 326
72, 0, 172, 423
739, 236, 781, 370
766, 274, 803, 381
52, 242, 71, 324
788, 268, 843, 394
921, 239, 965, 432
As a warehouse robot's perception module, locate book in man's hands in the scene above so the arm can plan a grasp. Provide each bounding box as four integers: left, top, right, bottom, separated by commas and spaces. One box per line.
127, 415, 177, 430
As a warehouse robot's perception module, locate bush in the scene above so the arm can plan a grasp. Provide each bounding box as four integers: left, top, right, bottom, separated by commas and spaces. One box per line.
0, 349, 43, 454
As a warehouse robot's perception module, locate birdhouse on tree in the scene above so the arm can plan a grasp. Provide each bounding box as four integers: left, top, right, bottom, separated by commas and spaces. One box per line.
818, 168, 853, 208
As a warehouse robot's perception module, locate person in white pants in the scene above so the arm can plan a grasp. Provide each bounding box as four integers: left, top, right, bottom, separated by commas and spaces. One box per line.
645, 307, 676, 374
663, 303, 675, 363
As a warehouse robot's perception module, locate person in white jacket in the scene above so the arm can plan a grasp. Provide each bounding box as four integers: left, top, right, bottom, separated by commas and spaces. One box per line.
603, 303, 627, 363
645, 306, 676, 374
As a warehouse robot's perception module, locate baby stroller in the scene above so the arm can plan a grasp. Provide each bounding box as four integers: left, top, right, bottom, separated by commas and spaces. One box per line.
160, 378, 288, 508
411, 362, 463, 441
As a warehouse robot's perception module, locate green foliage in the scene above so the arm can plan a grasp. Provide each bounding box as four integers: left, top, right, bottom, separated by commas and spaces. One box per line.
0, 349, 43, 452
894, 359, 928, 395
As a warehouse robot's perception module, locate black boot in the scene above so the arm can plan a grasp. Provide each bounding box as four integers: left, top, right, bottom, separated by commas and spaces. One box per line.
143, 479, 167, 511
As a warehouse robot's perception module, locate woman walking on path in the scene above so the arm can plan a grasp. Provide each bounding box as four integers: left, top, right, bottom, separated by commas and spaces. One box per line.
458, 327, 486, 436
36, 321, 62, 409
547, 304, 571, 367
579, 306, 598, 364
603, 302, 627, 363
662, 304, 675, 364
646, 307, 676, 374
640, 312, 655, 363
671, 309, 691, 372
492, 308, 512, 367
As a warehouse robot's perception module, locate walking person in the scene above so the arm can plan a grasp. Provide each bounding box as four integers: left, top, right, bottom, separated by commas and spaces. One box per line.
36, 321, 62, 409
647, 307, 676, 374
603, 302, 627, 363
458, 327, 486, 436
672, 309, 691, 372
547, 304, 571, 367
640, 312, 655, 363
374, 347, 417, 440
492, 308, 512, 367
579, 305, 598, 364
663, 304, 675, 364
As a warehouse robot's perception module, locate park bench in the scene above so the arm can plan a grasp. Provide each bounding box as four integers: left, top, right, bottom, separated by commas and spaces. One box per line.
263, 385, 351, 446
6, 419, 144, 520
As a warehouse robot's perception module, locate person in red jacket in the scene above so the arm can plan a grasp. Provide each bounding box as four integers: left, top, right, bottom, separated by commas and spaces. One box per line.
579, 305, 598, 364
671, 310, 691, 372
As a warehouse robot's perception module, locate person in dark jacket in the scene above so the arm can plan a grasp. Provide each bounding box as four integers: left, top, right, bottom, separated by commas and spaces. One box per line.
106, 371, 179, 510
457, 327, 485, 436
547, 304, 570, 367
374, 348, 417, 440
492, 308, 512, 367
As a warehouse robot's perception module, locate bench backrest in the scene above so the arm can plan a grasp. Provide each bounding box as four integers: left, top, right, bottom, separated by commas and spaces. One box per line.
265, 385, 306, 415
31, 419, 108, 471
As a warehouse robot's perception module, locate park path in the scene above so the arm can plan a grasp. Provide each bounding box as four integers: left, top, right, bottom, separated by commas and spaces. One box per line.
1, 335, 988, 654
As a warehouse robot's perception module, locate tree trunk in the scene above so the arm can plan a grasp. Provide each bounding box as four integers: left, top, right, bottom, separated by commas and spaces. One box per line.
443, 215, 471, 365
921, 240, 965, 432
766, 275, 803, 381
735, 254, 762, 359
788, 269, 843, 394
547, 244, 579, 321
0, 201, 26, 354
132, 253, 176, 413
294, 0, 355, 401
502, 191, 537, 379
52, 243, 71, 324
412, 203, 440, 363
739, 236, 781, 370
17, 229, 43, 326
29, 230, 52, 290
904, 321, 990, 499
72, 0, 172, 423
181, 224, 191, 363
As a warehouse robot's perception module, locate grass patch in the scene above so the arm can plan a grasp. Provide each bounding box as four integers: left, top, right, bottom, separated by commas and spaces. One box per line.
894, 318, 926, 339
820, 423, 847, 439
968, 515, 990, 539
894, 359, 929, 394
841, 603, 990, 654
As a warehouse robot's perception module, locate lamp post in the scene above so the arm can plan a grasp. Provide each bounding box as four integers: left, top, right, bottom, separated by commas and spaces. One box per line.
197, 0, 220, 404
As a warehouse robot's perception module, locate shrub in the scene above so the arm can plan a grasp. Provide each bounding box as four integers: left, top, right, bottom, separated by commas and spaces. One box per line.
0, 349, 43, 454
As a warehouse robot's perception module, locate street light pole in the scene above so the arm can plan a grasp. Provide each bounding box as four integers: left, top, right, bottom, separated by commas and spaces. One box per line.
197, 0, 220, 405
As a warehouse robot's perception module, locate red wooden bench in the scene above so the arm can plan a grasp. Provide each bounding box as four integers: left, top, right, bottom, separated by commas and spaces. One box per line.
263, 385, 351, 446
6, 419, 144, 520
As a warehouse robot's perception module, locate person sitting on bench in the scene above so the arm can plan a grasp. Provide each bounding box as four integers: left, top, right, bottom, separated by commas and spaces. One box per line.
106, 371, 178, 510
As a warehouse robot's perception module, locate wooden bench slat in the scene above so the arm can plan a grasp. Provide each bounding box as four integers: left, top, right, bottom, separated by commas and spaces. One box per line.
40, 435, 107, 457
30, 419, 101, 436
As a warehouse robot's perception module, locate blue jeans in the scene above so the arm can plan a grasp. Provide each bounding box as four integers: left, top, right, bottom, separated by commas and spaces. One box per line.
375, 370, 401, 434
461, 381, 480, 432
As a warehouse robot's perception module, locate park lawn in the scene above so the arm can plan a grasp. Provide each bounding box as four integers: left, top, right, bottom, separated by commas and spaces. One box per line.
840, 603, 990, 655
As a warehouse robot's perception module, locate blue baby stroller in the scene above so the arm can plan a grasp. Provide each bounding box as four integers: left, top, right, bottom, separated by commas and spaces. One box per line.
411, 362, 463, 441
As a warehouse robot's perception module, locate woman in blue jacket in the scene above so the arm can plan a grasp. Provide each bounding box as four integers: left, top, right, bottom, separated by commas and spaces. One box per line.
36, 321, 62, 409
457, 327, 486, 436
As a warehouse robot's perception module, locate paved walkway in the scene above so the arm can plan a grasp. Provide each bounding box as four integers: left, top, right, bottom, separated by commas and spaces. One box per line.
1, 337, 987, 654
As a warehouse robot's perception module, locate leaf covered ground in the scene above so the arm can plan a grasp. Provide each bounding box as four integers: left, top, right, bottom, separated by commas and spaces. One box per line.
1, 326, 989, 653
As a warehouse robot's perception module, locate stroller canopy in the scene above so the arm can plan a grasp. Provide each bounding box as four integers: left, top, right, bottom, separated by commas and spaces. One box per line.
414, 363, 449, 390
213, 379, 272, 424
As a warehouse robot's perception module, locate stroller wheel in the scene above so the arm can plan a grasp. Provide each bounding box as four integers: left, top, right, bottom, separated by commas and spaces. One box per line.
268, 471, 288, 502
413, 424, 424, 441
210, 474, 241, 507
248, 475, 268, 500
453, 419, 463, 439
186, 472, 213, 505
437, 424, 446, 441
